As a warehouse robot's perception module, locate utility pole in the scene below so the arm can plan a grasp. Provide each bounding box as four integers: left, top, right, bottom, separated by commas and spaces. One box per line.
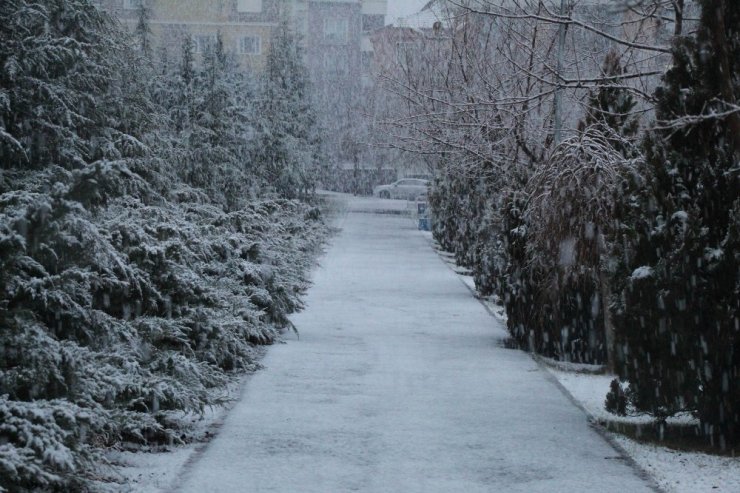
553, 0, 568, 145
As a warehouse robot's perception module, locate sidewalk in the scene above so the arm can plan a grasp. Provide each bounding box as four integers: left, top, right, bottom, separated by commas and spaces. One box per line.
175, 196, 657, 493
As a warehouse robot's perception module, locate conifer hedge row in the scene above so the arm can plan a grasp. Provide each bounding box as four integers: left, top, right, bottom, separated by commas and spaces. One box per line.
429, 0, 739, 450
0, 1, 327, 490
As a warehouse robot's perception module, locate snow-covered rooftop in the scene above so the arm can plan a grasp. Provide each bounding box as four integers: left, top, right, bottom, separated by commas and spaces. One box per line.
394, 0, 452, 30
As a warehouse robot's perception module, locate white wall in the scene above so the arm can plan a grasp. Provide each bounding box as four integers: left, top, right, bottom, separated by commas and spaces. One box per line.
362, 0, 387, 15
237, 0, 262, 13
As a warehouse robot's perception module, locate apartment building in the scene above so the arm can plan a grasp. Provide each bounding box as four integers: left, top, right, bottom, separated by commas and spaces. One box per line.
290, 0, 386, 87
97, 0, 283, 71
99, 0, 387, 77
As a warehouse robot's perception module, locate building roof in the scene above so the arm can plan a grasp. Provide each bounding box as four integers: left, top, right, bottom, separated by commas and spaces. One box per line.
394, 0, 452, 30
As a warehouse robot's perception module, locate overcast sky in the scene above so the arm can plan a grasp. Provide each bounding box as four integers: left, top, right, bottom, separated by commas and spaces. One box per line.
386, 0, 429, 24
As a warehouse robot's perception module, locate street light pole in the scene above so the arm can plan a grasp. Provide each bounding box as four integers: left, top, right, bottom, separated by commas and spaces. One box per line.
553, 0, 568, 145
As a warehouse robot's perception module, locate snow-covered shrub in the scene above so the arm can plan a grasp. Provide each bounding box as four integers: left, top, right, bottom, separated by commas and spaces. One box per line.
0, 396, 105, 493
428, 157, 507, 295
252, 20, 322, 200
0, 0, 329, 489
521, 127, 640, 364
612, 0, 740, 448
604, 378, 628, 416
0, 0, 116, 170
501, 51, 642, 366
0, 171, 326, 491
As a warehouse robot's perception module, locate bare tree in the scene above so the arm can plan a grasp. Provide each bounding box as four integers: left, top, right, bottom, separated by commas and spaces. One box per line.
525, 126, 642, 368
375, 0, 696, 172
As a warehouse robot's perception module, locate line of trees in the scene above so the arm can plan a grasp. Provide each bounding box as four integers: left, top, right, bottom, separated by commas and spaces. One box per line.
0, 1, 326, 490
377, 0, 739, 450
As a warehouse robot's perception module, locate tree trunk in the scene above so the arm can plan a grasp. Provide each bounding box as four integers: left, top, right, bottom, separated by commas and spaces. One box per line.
598, 230, 616, 373
599, 266, 616, 373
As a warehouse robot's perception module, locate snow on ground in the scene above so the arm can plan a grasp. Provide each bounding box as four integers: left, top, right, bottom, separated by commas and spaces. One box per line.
106, 378, 250, 492
612, 435, 740, 493
108, 194, 740, 493
107, 447, 193, 493
548, 370, 644, 423
431, 233, 740, 493
175, 195, 656, 493
546, 369, 740, 493
429, 237, 507, 324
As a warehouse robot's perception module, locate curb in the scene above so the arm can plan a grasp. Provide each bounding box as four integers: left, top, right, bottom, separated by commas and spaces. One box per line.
422, 232, 667, 493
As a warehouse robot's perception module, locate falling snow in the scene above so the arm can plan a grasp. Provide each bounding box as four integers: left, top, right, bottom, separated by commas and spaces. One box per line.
1, 0, 738, 491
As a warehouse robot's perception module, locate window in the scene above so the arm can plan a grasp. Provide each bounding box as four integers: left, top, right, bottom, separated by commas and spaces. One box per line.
123, 0, 143, 10
362, 14, 384, 33
396, 41, 416, 57
324, 18, 348, 44
237, 0, 262, 13
294, 11, 307, 33
238, 36, 261, 55
395, 40, 418, 68
361, 51, 374, 72
323, 52, 349, 77
193, 35, 217, 54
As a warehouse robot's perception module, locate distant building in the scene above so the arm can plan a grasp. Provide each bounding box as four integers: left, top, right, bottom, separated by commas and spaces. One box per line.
98, 0, 387, 77
98, 0, 389, 182
292, 1, 388, 180
370, 1, 452, 82
292, 0, 386, 88
97, 0, 284, 71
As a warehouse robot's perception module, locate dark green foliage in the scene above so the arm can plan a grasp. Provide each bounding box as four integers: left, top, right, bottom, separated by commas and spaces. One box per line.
428, 168, 479, 271
517, 52, 639, 366
163, 32, 260, 210
429, 51, 642, 366
135, 3, 153, 57
0, 396, 103, 493
0, 169, 325, 491
0, 0, 115, 169
0, 0, 328, 489
582, 49, 639, 155
428, 158, 508, 300
254, 20, 322, 199
613, 0, 740, 449
605, 378, 628, 416
499, 190, 532, 347
510, 128, 634, 365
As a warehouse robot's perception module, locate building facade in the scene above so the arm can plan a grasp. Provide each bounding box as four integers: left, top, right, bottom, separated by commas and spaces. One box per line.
98, 0, 387, 76
97, 0, 288, 71
99, 0, 389, 181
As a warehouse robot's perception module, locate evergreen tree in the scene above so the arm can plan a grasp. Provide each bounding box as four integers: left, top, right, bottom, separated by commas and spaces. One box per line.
0, 0, 115, 170
135, 2, 153, 57
614, 0, 740, 449
582, 49, 639, 156
521, 128, 639, 366
181, 36, 195, 86
255, 19, 321, 199
0, 2, 329, 490
503, 53, 643, 366
164, 32, 258, 208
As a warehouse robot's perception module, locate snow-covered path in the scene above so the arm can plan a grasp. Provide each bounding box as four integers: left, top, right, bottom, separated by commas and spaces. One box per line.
176, 196, 657, 493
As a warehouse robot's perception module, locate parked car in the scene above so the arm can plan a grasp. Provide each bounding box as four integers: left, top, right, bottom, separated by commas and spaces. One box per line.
373, 178, 430, 200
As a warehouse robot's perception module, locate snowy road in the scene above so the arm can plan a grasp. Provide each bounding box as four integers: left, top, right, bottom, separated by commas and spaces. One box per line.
176, 196, 657, 493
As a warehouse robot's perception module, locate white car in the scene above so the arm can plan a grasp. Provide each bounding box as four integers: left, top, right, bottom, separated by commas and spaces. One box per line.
373, 179, 430, 200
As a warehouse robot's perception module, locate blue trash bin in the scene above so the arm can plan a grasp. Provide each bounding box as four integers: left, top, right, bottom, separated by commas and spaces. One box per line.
417, 201, 430, 231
